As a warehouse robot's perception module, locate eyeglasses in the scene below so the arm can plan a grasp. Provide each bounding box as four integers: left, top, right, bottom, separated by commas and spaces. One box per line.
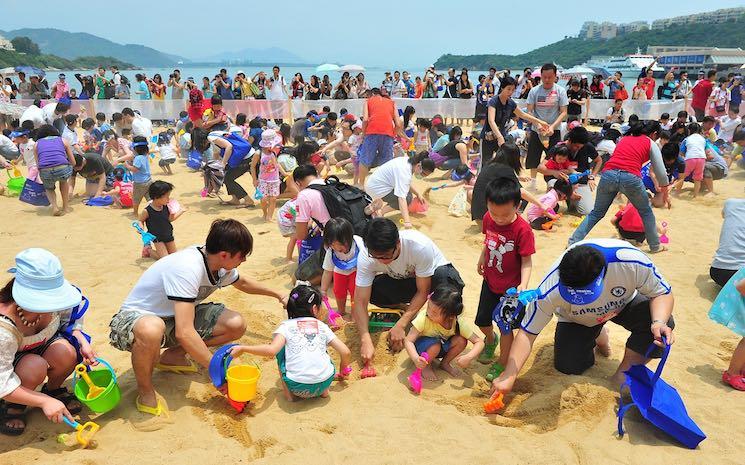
368, 244, 398, 261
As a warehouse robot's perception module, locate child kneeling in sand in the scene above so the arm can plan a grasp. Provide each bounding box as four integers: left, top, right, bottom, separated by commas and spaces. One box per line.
404, 286, 485, 380
229, 283, 351, 401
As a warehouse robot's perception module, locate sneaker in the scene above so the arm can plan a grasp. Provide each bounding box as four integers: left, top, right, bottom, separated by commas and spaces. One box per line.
485, 362, 505, 381
478, 338, 498, 364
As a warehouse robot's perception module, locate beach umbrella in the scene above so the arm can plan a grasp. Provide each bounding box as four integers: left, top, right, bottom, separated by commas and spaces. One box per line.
316, 63, 340, 73
14, 66, 45, 78
339, 64, 365, 73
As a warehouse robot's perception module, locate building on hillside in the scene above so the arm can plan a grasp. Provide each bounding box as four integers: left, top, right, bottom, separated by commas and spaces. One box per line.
579, 20, 648, 39
651, 7, 745, 29
650, 46, 745, 74
0, 35, 14, 51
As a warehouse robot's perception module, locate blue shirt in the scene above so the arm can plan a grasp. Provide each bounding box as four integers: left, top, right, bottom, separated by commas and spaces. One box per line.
432, 134, 450, 152
138, 81, 151, 100
132, 154, 151, 184
248, 127, 263, 149
730, 84, 742, 107
218, 77, 234, 100
99, 123, 111, 133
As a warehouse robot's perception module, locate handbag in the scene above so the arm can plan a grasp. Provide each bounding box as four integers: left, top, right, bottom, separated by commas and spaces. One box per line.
18, 178, 50, 206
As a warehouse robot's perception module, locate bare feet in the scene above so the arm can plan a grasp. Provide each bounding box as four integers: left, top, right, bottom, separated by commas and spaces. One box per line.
421, 365, 438, 381
595, 342, 611, 357
440, 361, 462, 377
158, 348, 190, 367
610, 371, 626, 387
52, 207, 62, 216
320, 389, 330, 398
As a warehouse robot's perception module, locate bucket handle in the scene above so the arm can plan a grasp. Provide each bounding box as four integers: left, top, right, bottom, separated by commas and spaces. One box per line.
223, 355, 261, 375
643, 336, 670, 385
73, 357, 117, 391
617, 381, 635, 437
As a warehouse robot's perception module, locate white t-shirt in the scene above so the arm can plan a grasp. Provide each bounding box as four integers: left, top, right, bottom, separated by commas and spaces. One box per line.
322, 235, 365, 275
274, 317, 336, 384
159, 144, 177, 161
62, 126, 78, 147
131, 115, 153, 140
682, 133, 707, 160
718, 115, 742, 143
119, 246, 239, 317
21, 140, 36, 168
268, 75, 287, 100
42, 103, 58, 125
355, 230, 449, 287
113, 72, 122, 87
521, 239, 671, 335
20, 105, 45, 128
596, 140, 616, 158
365, 156, 412, 200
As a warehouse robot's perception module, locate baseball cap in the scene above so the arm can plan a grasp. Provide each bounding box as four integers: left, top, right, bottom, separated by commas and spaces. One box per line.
557, 266, 607, 305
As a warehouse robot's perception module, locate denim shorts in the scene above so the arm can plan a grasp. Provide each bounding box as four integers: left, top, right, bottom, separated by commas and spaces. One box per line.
357, 134, 394, 168
39, 164, 73, 190
414, 336, 452, 359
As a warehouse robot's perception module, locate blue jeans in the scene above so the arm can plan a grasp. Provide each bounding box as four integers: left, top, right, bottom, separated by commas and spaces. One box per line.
569, 170, 660, 250
357, 134, 394, 168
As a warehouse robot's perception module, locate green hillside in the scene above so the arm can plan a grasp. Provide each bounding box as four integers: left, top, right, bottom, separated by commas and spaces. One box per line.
0, 48, 134, 70
2, 28, 184, 67
435, 18, 745, 69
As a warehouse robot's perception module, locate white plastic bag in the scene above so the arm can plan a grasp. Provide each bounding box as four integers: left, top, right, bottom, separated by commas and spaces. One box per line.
448, 187, 468, 217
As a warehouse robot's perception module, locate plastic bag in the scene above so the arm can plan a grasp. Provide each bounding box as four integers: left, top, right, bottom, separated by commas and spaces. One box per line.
448, 187, 468, 217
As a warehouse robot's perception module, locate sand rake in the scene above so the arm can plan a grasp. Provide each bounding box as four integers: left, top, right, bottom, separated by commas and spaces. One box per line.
62, 417, 100, 448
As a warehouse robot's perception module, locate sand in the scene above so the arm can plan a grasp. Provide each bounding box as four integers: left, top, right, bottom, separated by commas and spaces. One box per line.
1, 151, 744, 465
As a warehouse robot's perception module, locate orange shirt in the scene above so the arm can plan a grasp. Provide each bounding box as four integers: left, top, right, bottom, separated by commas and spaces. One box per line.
365, 95, 396, 137
415, 82, 424, 99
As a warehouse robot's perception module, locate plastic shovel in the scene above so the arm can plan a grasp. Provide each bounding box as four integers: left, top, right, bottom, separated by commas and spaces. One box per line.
62, 417, 100, 448
132, 222, 157, 246
408, 352, 430, 394
75, 364, 105, 399
322, 296, 342, 330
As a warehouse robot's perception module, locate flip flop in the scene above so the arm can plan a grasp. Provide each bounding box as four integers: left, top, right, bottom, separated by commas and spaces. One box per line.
136, 396, 168, 417
722, 371, 745, 391
155, 359, 198, 374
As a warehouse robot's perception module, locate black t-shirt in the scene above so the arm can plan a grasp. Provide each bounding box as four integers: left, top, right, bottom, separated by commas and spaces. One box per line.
447, 77, 458, 98
471, 163, 519, 221
438, 140, 466, 160
481, 96, 517, 140
566, 89, 587, 116
77, 153, 113, 179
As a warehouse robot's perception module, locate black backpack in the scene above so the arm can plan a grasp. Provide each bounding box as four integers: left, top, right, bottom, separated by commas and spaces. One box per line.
308, 176, 371, 235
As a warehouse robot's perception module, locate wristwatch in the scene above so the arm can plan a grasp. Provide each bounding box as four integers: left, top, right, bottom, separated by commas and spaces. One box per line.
588, 174, 596, 180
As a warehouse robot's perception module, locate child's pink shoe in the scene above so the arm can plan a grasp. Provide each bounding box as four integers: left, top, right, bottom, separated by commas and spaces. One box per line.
722, 371, 745, 391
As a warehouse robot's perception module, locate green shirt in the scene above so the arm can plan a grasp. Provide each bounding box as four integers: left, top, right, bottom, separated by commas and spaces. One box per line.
96, 76, 107, 99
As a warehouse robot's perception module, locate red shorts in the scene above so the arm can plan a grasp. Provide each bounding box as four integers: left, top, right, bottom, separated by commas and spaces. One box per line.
333, 271, 356, 305
683, 158, 705, 181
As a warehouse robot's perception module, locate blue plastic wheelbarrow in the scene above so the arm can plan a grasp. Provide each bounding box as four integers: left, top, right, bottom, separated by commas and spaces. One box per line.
617, 338, 706, 449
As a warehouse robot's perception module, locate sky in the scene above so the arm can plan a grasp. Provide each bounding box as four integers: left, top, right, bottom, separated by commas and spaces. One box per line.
3, 0, 744, 67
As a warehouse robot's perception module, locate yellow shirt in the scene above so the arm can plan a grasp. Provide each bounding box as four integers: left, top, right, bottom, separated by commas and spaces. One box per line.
411, 311, 474, 340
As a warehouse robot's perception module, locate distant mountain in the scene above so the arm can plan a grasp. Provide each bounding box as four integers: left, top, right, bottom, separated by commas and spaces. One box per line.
0, 49, 135, 71
435, 18, 745, 69
199, 47, 306, 64
2, 28, 185, 67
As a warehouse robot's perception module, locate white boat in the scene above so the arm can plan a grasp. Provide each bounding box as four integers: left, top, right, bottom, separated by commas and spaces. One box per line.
583, 52, 665, 78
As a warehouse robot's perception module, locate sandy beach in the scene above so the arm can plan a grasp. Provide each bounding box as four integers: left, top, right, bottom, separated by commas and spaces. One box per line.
1, 154, 743, 465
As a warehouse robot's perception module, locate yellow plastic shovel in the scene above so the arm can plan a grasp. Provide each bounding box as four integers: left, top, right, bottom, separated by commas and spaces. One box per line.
75, 364, 105, 399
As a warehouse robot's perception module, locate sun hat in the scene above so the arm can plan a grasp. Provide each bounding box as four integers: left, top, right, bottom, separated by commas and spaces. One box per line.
259, 129, 282, 148
609, 123, 623, 132
557, 266, 607, 306
9, 248, 81, 313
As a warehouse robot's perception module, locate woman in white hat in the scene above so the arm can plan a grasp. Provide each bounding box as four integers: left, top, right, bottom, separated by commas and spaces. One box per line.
0, 249, 96, 436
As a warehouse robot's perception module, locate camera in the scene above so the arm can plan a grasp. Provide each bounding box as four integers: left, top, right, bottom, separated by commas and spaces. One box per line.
169, 74, 175, 79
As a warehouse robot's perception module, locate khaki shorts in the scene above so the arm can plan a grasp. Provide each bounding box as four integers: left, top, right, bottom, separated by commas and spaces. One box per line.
109, 302, 225, 352
132, 180, 152, 205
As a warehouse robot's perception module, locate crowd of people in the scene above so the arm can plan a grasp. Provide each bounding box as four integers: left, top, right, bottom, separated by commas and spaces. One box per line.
1, 60, 744, 439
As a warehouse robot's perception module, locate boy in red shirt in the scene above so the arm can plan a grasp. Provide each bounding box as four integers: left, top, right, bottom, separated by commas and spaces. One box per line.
476, 178, 535, 374
611, 203, 667, 245
691, 70, 716, 122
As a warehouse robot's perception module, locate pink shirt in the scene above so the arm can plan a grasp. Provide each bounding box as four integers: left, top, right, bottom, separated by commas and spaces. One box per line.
53, 81, 70, 99
295, 179, 331, 226
526, 189, 560, 223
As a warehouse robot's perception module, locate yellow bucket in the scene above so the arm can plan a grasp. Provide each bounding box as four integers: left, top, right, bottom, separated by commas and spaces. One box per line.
226, 365, 260, 402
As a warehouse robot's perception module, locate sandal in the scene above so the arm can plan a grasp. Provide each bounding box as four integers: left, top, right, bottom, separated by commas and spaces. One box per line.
0, 402, 27, 436
722, 371, 745, 391
42, 385, 83, 415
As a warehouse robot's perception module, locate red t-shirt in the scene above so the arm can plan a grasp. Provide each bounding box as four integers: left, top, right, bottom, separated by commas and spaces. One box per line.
642, 77, 655, 100
115, 180, 133, 207
615, 204, 644, 232
365, 95, 396, 137
602, 135, 651, 178
545, 158, 571, 171
691, 80, 713, 111
482, 212, 535, 294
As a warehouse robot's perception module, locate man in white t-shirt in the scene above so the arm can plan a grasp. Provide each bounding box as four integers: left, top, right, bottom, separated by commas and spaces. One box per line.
491, 239, 675, 395
391, 71, 407, 98
122, 107, 153, 140
267, 66, 288, 101
717, 107, 742, 143
109, 219, 288, 416
353, 218, 464, 371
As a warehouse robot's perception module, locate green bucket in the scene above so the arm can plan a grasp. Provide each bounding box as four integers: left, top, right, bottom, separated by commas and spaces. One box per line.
6, 172, 25, 196
73, 358, 121, 414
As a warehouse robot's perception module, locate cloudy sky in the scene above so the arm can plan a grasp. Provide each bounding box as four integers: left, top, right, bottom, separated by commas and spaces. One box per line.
3, 0, 744, 67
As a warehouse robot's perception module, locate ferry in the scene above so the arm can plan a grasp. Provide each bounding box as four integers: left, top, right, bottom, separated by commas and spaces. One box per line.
583, 52, 665, 78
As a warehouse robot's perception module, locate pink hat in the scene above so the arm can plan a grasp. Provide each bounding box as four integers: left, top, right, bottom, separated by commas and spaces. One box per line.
259, 129, 282, 148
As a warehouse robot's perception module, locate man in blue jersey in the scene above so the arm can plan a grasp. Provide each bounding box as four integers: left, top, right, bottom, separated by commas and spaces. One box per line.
491, 238, 675, 394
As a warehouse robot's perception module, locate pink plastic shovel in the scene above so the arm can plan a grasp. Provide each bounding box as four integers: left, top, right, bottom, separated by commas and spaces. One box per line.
408, 352, 430, 394
659, 221, 670, 244
322, 296, 342, 330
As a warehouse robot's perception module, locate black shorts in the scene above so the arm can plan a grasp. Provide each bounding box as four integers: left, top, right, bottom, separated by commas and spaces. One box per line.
370, 264, 464, 308
526, 129, 560, 170
710, 266, 737, 287
381, 191, 413, 210
553, 293, 675, 375
530, 216, 553, 230
159, 158, 176, 167
615, 223, 646, 243
476, 280, 503, 327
